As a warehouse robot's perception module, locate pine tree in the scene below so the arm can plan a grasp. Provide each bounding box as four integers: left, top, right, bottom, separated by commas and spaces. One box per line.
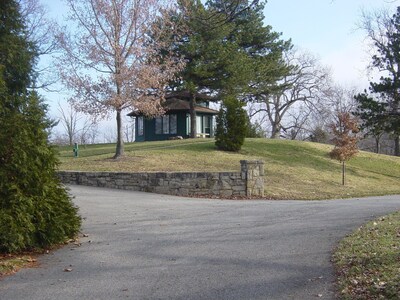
354, 92, 387, 153
360, 7, 400, 155
167, 0, 290, 137
0, 0, 81, 253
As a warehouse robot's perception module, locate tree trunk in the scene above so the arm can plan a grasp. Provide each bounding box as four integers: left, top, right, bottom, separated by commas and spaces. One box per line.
342, 161, 345, 186
395, 135, 400, 156
114, 109, 124, 159
270, 123, 280, 139
190, 93, 197, 138
375, 136, 380, 154
270, 109, 281, 139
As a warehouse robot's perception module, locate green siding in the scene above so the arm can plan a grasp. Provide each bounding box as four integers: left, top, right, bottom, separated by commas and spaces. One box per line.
134, 111, 215, 142
177, 112, 189, 137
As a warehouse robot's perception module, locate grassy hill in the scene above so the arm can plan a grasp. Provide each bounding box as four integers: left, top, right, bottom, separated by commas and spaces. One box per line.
57, 138, 400, 200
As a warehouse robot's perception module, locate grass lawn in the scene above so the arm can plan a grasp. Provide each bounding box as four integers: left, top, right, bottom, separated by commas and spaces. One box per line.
4, 138, 399, 280
0, 255, 37, 277
57, 138, 400, 200
333, 211, 400, 299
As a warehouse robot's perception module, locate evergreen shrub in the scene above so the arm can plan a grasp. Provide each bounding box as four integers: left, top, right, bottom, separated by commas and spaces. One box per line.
215, 96, 247, 152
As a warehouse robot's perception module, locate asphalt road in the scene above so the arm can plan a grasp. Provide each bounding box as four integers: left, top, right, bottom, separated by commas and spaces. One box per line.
1, 186, 400, 300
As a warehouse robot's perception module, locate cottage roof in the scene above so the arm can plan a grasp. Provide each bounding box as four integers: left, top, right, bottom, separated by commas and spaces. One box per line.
165, 91, 215, 101
127, 96, 219, 117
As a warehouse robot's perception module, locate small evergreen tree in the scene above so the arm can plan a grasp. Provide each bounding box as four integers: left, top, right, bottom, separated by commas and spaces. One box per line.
309, 126, 329, 144
0, 0, 81, 253
215, 96, 247, 152
245, 114, 265, 138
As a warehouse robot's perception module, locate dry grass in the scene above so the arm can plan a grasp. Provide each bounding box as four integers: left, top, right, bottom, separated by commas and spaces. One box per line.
333, 211, 400, 299
58, 138, 400, 200
0, 255, 37, 278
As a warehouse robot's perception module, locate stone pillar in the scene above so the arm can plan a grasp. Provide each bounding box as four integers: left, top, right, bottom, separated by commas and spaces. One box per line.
240, 160, 265, 197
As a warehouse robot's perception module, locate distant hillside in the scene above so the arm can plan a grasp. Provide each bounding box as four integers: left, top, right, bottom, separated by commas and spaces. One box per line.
58, 138, 400, 200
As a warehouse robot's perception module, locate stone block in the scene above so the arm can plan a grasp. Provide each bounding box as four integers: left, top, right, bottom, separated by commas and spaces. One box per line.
232, 185, 246, 192
178, 188, 190, 196
57, 160, 265, 198
220, 190, 233, 197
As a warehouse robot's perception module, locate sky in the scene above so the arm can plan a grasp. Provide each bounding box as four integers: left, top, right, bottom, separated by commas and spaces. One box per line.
263, 0, 399, 87
40, 0, 400, 93
38, 0, 399, 137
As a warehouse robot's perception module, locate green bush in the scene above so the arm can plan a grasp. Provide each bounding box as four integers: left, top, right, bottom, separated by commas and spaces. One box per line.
246, 115, 265, 138
309, 126, 329, 143
0, 0, 80, 253
215, 96, 247, 152
0, 93, 81, 253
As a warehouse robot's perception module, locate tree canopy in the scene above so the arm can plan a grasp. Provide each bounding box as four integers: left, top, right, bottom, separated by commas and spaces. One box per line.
357, 6, 400, 156
329, 112, 359, 185
57, 0, 185, 158
0, 0, 80, 253
161, 0, 291, 139
354, 91, 387, 153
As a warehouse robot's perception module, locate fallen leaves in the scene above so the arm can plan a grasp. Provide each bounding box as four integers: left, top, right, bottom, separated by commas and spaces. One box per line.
0, 255, 38, 278
333, 211, 400, 299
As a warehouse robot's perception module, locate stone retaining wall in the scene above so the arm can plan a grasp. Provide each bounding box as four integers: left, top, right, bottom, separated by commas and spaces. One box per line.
58, 160, 264, 197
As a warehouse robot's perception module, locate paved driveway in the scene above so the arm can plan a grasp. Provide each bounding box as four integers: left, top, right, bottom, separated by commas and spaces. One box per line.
1, 186, 400, 300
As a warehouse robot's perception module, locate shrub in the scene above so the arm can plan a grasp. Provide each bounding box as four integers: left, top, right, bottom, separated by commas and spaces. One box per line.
215, 96, 247, 152
0, 0, 81, 253
0, 93, 81, 253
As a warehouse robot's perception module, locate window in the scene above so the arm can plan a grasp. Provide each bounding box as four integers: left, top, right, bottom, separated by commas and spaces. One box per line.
204, 115, 211, 134
194, 115, 213, 137
196, 115, 202, 134
170, 114, 177, 134
196, 115, 211, 134
155, 114, 177, 135
163, 115, 170, 134
137, 116, 144, 136
186, 114, 191, 135
155, 117, 162, 134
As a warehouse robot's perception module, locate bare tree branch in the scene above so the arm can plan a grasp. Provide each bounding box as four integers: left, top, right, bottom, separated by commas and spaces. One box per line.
253, 49, 332, 138
56, 0, 186, 158
18, 0, 60, 90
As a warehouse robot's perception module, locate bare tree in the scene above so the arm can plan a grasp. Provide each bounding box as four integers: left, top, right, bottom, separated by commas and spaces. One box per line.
57, 0, 185, 158
85, 124, 100, 145
124, 118, 135, 143
78, 119, 99, 146
58, 102, 81, 146
57, 102, 98, 146
18, 0, 59, 90
103, 126, 117, 144
282, 103, 314, 140
50, 131, 70, 146
294, 84, 359, 144
320, 85, 358, 121
251, 49, 331, 139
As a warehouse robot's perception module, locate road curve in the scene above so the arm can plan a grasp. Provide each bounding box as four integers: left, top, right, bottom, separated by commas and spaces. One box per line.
1, 185, 400, 300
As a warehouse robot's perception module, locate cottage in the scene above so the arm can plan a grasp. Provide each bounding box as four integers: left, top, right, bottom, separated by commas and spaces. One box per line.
128, 93, 219, 142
